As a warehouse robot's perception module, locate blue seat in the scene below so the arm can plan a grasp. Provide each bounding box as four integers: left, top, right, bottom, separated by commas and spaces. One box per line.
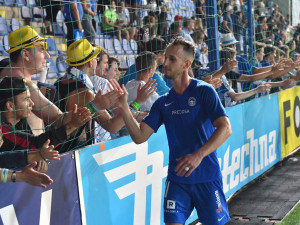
117, 55, 127, 69
95, 38, 104, 49
126, 55, 135, 67
47, 58, 58, 79
113, 38, 124, 55
4, 0, 15, 6
27, 0, 36, 7
0, 17, 10, 36
21, 6, 33, 20
2, 35, 9, 52
56, 55, 68, 73
130, 39, 138, 54
33, 7, 44, 21
11, 18, 21, 31
0, 41, 8, 56
122, 39, 133, 54
46, 37, 58, 56
15, 0, 26, 6
104, 38, 116, 55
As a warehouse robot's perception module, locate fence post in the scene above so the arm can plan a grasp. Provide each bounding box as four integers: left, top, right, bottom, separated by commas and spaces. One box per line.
206, 0, 220, 71
247, 0, 254, 65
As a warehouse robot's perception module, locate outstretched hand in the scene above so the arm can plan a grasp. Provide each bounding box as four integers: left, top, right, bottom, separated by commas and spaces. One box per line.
257, 83, 271, 93
19, 161, 53, 188
94, 79, 124, 110
40, 139, 60, 161
220, 59, 238, 74
69, 104, 92, 128
135, 79, 157, 105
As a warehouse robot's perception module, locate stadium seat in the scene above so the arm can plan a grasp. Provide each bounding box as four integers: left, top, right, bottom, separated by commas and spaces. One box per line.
0, 41, 8, 56
46, 37, 58, 56
126, 55, 135, 67
116, 55, 127, 69
95, 37, 104, 49
47, 58, 58, 79
33, 7, 44, 21
15, 0, 26, 6
130, 39, 138, 54
11, 18, 21, 31
104, 38, 116, 55
0, 17, 10, 36
113, 38, 124, 55
56, 54, 68, 74
2, 35, 9, 52
27, 0, 36, 7
4, 0, 15, 6
21, 6, 33, 20
122, 39, 133, 54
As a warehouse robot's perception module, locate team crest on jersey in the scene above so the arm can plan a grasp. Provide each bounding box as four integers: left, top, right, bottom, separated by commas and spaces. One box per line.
188, 97, 196, 106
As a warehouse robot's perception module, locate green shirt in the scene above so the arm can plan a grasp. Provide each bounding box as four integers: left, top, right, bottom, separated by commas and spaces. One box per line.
102, 9, 117, 31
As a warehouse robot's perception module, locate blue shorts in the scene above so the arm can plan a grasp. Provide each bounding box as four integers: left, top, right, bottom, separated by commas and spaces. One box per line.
164, 178, 230, 225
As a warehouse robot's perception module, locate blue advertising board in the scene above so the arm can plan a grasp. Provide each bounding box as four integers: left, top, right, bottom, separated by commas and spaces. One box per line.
217, 94, 282, 197
77, 127, 198, 225
0, 152, 81, 225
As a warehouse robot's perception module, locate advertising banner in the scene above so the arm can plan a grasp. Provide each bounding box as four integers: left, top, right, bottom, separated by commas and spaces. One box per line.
278, 86, 300, 157
0, 152, 81, 225
217, 94, 282, 197
77, 128, 198, 225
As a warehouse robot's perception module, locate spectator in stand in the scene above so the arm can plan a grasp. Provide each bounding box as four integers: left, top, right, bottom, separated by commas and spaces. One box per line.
116, 1, 134, 41
41, 0, 62, 34
0, 77, 91, 151
107, 57, 121, 80
136, 16, 155, 53
223, 4, 234, 32
256, 16, 267, 42
195, 0, 206, 22
102, 0, 124, 43
120, 38, 170, 95
64, 0, 83, 46
126, 52, 159, 111
0, 26, 73, 137
192, 30, 209, 67
81, 0, 96, 44
196, 66, 271, 107
157, 1, 169, 38
181, 18, 195, 44
90, 49, 110, 93
166, 22, 182, 43
232, 10, 244, 53
133, 0, 148, 28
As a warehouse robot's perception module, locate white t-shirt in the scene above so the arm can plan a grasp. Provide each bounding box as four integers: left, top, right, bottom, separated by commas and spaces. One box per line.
126, 80, 159, 111
89, 75, 111, 143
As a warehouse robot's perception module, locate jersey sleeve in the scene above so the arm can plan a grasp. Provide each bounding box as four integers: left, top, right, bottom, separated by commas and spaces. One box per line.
201, 85, 227, 123
142, 98, 163, 132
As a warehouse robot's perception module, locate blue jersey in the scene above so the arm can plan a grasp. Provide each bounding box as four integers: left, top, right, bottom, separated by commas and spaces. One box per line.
143, 79, 227, 184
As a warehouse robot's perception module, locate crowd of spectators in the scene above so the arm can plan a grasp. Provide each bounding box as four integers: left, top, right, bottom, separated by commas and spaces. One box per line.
1, 0, 300, 188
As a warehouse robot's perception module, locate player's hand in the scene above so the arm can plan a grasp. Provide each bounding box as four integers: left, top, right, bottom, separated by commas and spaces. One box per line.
175, 152, 204, 177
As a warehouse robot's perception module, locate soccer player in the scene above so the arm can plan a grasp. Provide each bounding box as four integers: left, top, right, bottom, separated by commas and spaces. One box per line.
116, 37, 232, 224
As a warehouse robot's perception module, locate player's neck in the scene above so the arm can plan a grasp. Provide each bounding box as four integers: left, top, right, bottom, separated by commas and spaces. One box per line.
172, 73, 192, 95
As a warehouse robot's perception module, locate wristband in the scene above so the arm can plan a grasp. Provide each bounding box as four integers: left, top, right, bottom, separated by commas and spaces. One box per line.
89, 100, 100, 112
86, 102, 97, 114
11, 171, 16, 183
130, 101, 141, 111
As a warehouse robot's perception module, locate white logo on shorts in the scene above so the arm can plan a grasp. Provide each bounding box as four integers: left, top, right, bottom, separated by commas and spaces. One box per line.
166, 200, 176, 209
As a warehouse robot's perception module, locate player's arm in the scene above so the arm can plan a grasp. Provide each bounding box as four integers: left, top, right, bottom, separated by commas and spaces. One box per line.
117, 85, 154, 144
176, 116, 232, 177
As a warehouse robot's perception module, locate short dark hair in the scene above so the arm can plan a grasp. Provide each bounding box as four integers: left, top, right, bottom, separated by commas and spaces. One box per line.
145, 38, 166, 54
264, 46, 275, 57
183, 17, 193, 28
220, 47, 236, 65
0, 77, 28, 111
9, 49, 22, 63
167, 36, 196, 59
135, 51, 158, 75
108, 56, 120, 69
